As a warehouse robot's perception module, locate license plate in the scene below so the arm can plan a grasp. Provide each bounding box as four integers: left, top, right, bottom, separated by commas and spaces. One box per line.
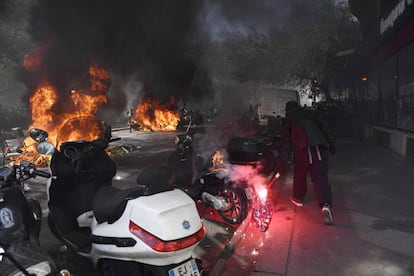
168, 259, 200, 276
245, 187, 255, 200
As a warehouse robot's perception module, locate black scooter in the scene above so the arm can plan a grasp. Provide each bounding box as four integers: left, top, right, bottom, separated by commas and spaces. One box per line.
226, 132, 280, 231
0, 159, 63, 275
168, 129, 250, 225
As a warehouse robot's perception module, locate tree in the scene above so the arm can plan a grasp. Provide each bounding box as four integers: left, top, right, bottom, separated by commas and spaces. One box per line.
222, 0, 361, 100
0, 0, 34, 106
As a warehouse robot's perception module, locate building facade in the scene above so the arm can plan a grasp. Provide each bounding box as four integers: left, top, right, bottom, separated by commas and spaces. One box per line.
350, 0, 414, 158
351, 0, 414, 132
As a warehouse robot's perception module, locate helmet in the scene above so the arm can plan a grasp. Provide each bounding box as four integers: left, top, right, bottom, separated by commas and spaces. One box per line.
285, 101, 299, 113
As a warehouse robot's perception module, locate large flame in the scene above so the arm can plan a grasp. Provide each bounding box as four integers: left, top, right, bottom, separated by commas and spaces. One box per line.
131, 97, 179, 131
13, 59, 110, 166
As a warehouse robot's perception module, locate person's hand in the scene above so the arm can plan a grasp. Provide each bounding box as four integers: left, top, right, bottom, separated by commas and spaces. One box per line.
329, 143, 336, 155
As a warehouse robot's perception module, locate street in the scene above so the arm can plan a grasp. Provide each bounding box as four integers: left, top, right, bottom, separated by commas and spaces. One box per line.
2, 1, 414, 275
211, 138, 414, 276
22, 127, 246, 275
10, 126, 414, 276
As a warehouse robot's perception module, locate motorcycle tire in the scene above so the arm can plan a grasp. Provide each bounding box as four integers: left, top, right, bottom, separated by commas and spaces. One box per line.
26, 197, 42, 240
257, 151, 277, 176
47, 214, 65, 243
218, 187, 249, 224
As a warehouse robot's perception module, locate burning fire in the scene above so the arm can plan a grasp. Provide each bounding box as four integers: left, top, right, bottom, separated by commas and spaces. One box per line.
23, 44, 48, 71
209, 149, 272, 200
131, 97, 179, 131
13, 58, 110, 166
211, 150, 225, 172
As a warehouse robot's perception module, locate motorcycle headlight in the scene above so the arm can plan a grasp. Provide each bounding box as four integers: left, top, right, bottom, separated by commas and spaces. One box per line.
11, 261, 52, 276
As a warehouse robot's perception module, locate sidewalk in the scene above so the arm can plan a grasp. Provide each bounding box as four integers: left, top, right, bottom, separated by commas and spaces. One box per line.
214, 138, 414, 276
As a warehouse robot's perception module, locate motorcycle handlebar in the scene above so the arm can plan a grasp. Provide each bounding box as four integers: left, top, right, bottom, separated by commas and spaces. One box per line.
19, 161, 51, 178
34, 169, 51, 178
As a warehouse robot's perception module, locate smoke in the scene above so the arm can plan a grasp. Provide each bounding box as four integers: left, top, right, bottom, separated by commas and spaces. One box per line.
217, 164, 267, 187
23, 0, 209, 115
199, 0, 293, 41
20, 0, 314, 121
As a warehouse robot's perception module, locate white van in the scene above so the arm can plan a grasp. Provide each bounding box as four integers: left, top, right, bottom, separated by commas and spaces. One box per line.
257, 88, 299, 125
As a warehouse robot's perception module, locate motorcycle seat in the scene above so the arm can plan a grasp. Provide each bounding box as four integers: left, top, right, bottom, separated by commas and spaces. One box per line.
93, 186, 147, 224
94, 166, 175, 224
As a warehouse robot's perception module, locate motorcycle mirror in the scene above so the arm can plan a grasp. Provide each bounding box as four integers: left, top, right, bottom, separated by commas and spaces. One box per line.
37, 142, 56, 155
29, 128, 49, 142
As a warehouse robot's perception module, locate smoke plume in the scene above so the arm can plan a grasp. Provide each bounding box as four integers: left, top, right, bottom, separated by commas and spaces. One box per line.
23, 0, 208, 116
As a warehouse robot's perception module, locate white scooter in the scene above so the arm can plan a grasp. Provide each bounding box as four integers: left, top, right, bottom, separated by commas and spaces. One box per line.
30, 126, 205, 276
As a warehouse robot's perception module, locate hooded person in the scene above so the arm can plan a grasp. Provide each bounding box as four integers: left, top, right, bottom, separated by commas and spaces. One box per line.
278, 100, 335, 225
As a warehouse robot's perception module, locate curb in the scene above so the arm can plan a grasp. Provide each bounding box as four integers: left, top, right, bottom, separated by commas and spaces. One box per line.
208, 208, 253, 276
208, 172, 288, 276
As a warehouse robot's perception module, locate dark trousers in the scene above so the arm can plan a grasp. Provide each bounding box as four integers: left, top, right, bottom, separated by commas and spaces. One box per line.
293, 146, 332, 208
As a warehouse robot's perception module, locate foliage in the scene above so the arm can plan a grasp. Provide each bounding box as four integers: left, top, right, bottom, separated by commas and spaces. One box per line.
0, 0, 33, 73
222, 0, 361, 99
0, 105, 31, 133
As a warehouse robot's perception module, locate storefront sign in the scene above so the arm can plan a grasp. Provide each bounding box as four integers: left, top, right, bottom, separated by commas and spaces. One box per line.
401, 82, 414, 108
380, 0, 413, 34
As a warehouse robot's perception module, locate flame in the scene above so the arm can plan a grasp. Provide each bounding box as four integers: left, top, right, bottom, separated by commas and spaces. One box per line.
12, 64, 109, 166
23, 44, 49, 71
71, 89, 107, 115
211, 150, 225, 172
257, 187, 268, 201
131, 97, 179, 131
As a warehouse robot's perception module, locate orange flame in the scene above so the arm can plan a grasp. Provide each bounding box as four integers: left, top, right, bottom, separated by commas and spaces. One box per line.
13, 64, 110, 166
131, 98, 179, 131
211, 150, 225, 172
23, 44, 49, 71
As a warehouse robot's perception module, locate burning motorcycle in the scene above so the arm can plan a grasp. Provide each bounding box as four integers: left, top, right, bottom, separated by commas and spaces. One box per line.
0, 158, 62, 275
29, 117, 205, 276
169, 125, 280, 230
225, 133, 281, 232
176, 107, 204, 129
168, 130, 249, 225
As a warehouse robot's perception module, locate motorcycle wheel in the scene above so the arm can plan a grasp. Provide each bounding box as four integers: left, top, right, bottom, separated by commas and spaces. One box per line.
218, 188, 248, 224
47, 214, 65, 243
257, 151, 276, 176
27, 197, 42, 240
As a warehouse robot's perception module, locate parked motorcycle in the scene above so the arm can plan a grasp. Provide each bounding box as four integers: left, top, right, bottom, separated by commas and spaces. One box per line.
30, 120, 205, 275
0, 158, 61, 275
226, 133, 281, 232
176, 107, 204, 129
1, 129, 24, 166
226, 133, 280, 177
168, 129, 250, 225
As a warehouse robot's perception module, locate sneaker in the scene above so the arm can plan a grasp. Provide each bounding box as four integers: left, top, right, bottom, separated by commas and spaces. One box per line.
321, 204, 333, 225
290, 197, 304, 207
